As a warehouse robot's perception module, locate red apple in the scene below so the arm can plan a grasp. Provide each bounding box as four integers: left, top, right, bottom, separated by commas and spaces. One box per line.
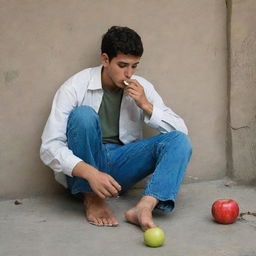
211, 199, 239, 224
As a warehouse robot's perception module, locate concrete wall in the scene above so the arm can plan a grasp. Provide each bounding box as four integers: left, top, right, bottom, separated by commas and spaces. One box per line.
0, 0, 228, 198
229, 0, 256, 184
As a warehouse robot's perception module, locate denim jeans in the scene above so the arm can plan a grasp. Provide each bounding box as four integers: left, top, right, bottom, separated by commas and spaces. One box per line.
66, 106, 192, 212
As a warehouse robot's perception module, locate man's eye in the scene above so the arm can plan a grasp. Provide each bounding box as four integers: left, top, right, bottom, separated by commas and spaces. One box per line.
118, 64, 126, 68
132, 65, 138, 69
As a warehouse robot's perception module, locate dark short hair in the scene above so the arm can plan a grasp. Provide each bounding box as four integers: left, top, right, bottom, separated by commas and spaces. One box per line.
101, 26, 144, 61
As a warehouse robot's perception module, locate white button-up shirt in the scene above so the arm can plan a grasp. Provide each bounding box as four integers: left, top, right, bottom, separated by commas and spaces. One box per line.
40, 66, 188, 187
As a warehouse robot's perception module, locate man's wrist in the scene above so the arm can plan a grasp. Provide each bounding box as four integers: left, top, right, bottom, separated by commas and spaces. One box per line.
72, 161, 98, 180
141, 102, 153, 117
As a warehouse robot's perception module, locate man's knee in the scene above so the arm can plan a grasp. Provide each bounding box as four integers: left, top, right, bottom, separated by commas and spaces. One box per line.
165, 131, 192, 155
68, 106, 99, 129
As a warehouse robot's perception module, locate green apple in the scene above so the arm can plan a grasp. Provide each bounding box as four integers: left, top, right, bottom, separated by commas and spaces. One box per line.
144, 227, 165, 247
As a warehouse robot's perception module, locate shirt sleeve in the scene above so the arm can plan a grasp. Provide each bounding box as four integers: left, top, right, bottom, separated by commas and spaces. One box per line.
142, 79, 188, 135
40, 79, 83, 177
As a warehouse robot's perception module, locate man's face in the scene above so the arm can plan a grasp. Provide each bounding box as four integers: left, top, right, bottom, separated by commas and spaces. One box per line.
101, 53, 140, 89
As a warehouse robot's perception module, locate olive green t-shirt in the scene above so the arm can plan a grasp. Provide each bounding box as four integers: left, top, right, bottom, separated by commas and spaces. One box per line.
98, 88, 123, 144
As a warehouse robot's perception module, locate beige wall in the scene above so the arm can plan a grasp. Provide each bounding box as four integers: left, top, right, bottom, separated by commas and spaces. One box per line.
229, 0, 256, 184
0, 0, 228, 198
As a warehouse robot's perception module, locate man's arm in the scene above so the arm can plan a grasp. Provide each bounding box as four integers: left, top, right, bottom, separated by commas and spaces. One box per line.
124, 79, 153, 117
72, 162, 121, 199
124, 77, 188, 134
40, 78, 121, 199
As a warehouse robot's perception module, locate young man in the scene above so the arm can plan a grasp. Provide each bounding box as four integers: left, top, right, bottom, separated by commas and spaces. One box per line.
40, 26, 192, 231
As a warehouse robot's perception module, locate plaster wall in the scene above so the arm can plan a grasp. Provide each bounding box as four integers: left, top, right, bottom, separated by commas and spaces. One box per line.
230, 0, 256, 184
0, 0, 228, 198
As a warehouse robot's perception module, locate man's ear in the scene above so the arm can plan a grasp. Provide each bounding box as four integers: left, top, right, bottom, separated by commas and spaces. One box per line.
101, 53, 109, 67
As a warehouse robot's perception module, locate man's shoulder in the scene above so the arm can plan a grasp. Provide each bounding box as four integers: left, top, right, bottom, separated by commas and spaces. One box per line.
61, 66, 101, 90
65, 66, 99, 84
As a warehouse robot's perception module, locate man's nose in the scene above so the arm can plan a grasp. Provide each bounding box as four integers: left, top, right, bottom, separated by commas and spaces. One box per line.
124, 67, 133, 79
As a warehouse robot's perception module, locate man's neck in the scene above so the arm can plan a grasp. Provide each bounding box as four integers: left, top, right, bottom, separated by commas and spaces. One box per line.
101, 67, 118, 92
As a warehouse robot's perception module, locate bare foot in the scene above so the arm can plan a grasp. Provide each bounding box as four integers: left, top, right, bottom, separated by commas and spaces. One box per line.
83, 193, 118, 227
124, 196, 158, 231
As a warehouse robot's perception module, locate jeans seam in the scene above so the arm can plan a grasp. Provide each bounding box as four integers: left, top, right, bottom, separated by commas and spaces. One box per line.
121, 143, 154, 164
104, 145, 112, 172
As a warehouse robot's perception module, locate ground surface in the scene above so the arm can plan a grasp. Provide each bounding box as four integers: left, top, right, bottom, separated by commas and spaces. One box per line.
0, 179, 256, 256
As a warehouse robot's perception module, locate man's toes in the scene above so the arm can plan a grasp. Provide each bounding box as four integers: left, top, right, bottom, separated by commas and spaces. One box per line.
110, 217, 118, 227
101, 218, 109, 226
96, 218, 104, 226
142, 222, 156, 231
141, 223, 148, 231
87, 216, 99, 226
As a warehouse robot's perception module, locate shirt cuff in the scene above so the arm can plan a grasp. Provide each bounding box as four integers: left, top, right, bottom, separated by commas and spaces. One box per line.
61, 154, 83, 177
144, 105, 163, 130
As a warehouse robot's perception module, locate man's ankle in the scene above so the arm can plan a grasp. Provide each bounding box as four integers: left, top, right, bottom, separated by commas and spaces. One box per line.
83, 193, 103, 205
137, 196, 159, 210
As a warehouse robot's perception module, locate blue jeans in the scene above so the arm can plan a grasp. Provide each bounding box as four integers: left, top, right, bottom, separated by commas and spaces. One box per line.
66, 106, 192, 212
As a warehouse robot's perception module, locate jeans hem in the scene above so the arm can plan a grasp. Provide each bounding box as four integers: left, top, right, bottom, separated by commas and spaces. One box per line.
69, 184, 94, 195
142, 191, 176, 212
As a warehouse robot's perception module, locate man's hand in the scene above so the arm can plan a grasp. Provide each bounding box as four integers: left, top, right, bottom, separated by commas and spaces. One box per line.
124, 79, 153, 116
87, 170, 121, 199
72, 161, 121, 199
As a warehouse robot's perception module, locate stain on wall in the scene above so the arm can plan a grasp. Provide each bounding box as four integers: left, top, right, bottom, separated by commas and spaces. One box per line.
4, 70, 19, 84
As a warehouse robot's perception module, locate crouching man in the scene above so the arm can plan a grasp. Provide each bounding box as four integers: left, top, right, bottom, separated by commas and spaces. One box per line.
40, 26, 192, 231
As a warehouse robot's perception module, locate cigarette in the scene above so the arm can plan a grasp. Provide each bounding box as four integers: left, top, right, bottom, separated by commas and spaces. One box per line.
123, 81, 129, 86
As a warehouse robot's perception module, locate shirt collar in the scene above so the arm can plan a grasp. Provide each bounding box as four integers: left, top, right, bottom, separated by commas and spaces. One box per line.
88, 65, 103, 90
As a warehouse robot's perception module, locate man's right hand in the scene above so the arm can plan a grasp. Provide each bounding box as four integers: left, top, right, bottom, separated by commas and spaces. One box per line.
72, 161, 121, 199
